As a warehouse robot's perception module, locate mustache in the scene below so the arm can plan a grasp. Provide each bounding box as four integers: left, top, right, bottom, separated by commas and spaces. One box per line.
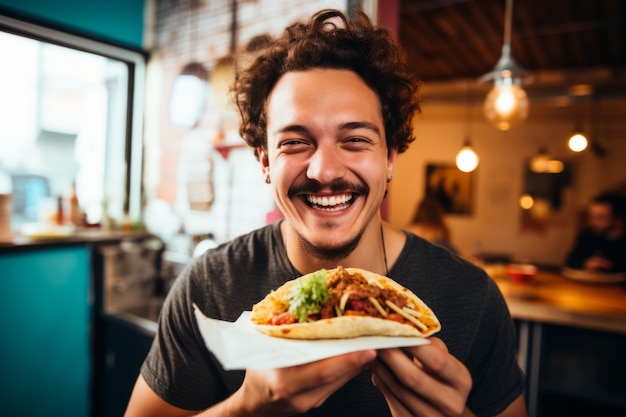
288, 179, 369, 198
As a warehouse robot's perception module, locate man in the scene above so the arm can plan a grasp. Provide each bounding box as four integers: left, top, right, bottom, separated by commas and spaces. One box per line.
125, 9, 526, 417
566, 192, 626, 273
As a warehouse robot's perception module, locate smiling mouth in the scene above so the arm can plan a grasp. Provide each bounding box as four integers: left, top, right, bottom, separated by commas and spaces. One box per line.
305, 193, 354, 212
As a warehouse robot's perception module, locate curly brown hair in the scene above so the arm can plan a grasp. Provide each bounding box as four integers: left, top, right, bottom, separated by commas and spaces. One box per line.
232, 9, 421, 157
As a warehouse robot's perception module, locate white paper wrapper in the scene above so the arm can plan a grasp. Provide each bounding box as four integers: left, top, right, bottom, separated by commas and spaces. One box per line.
193, 304, 429, 370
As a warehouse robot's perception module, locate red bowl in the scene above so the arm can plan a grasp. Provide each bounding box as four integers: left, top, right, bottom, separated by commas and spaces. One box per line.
505, 264, 537, 282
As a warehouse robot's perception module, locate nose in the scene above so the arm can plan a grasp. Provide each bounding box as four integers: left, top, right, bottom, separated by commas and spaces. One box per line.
306, 143, 346, 183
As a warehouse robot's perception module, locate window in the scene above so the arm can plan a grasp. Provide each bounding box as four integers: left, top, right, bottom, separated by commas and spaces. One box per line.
0, 14, 145, 230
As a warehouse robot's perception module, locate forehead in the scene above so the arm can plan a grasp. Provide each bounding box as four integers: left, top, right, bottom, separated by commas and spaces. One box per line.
266, 69, 382, 128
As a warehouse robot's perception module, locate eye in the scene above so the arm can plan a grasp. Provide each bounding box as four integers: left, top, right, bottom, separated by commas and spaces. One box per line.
278, 138, 311, 153
281, 139, 305, 146
343, 136, 373, 149
346, 136, 367, 142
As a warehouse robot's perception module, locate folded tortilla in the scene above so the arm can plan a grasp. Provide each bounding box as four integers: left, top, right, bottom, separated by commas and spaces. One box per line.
250, 267, 441, 339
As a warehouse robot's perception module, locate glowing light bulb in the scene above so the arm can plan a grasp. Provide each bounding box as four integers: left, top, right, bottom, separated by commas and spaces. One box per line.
568, 133, 588, 152
483, 77, 529, 131
456, 146, 479, 173
519, 194, 534, 210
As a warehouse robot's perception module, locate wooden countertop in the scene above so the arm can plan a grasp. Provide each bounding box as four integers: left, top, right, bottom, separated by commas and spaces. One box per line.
486, 265, 626, 334
0, 229, 157, 252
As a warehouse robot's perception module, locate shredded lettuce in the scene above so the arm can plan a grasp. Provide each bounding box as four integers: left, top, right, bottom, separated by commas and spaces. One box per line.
288, 269, 330, 323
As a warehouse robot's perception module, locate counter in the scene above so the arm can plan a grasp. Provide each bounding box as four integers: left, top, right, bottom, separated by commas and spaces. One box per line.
490, 268, 626, 334
0, 229, 156, 251
486, 266, 626, 417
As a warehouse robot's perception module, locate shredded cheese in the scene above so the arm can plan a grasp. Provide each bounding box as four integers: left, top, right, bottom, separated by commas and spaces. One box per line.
334, 305, 343, 317
385, 300, 428, 331
402, 306, 422, 318
368, 297, 388, 317
339, 291, 352, 312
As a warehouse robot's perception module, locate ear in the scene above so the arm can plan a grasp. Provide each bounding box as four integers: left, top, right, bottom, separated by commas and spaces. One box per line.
258, 146, 270, 177
387, 146, 399, 181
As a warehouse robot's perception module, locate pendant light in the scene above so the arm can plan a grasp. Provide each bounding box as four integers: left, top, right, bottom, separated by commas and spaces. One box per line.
456, 144, 479, 173
567, 98, 593, 153
589, 96, 607, 158
480, 0, 530, 131
168, 0, 209, 129
456, 83, 479, 173
568, 130, 588, 153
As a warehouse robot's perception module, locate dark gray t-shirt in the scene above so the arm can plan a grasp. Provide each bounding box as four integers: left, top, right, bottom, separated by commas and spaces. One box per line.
141, 222, 525, 416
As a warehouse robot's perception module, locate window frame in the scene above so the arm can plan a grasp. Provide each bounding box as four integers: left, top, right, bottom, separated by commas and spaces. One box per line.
0, 12, 146, 222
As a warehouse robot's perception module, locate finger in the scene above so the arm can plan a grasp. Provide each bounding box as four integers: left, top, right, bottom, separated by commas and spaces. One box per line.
372, 373, 414, 417
408, 339, 468, 387
377, 347, 471, 416
372, 359, 440, 417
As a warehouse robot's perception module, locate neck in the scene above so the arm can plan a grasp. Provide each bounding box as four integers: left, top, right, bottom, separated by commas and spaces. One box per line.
280, 219, 397, 276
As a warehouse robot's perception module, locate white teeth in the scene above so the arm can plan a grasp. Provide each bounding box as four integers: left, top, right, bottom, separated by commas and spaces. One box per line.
307, 194, 352, 209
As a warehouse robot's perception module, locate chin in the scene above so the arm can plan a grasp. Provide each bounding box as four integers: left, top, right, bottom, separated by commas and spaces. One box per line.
298, 230, 361, 262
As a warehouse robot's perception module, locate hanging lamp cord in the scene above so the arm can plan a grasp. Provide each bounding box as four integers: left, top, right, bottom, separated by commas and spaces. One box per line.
463, 81, 473, 146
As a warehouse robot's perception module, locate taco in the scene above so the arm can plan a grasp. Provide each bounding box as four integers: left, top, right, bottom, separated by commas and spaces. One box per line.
250, 266, 441, 339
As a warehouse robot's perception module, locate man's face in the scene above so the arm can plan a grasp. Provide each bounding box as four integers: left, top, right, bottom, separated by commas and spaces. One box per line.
260, 69, 396, 259
587, 202, 613, 236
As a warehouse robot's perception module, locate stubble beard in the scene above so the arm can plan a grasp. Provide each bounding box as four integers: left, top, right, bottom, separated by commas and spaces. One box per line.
297, 227, 362, 262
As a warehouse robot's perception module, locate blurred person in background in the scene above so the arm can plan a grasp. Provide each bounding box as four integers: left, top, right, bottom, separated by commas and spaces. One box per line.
565, 192, 626, 273
406, 197, 457, 254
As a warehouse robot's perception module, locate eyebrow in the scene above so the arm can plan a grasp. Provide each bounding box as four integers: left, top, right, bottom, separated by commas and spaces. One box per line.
273, 121, 381, 137
341, 121, 381, 137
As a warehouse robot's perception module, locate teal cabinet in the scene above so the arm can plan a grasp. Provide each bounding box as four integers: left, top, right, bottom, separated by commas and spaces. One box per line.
0, 246, 91, 417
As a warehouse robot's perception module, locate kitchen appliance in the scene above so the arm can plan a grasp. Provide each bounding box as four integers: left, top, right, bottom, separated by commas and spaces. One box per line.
96, 237, 164, 316
92, 235, 164, 417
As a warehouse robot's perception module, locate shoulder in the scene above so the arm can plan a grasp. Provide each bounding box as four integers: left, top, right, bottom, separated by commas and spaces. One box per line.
171, 223, 297, 321
189, 223, 279, 276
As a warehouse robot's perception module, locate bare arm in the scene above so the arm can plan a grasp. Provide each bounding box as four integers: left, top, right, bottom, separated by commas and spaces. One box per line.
495, 395, 527, 417
124, 375, 197, 417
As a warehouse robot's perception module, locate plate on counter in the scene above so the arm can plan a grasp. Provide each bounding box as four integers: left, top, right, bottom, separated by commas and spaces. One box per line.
561, 267, 626, 284
20, 223, 76, 240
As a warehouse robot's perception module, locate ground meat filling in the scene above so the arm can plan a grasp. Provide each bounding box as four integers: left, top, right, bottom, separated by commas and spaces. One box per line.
319, 267, 410, 320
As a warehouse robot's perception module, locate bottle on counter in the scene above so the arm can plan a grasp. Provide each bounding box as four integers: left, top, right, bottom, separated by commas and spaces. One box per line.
56, 195, 65, 225
100, 198, 112, 230
68, 182, 81, 227
0, 169, 12, 238
121, 210, 133, 231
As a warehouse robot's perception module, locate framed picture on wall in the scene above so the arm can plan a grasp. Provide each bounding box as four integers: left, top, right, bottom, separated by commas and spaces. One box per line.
424, 163, 474, 215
